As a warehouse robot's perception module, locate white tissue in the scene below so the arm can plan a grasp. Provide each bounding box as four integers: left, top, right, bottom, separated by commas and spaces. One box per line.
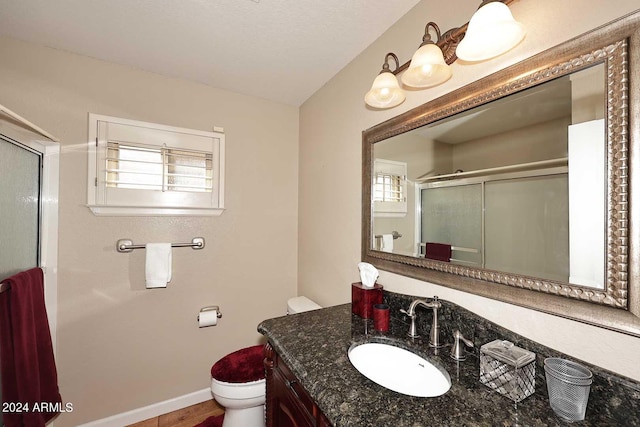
358, 262, 379, 288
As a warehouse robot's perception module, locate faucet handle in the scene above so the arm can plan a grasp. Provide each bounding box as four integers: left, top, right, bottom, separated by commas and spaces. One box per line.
450, 329, 474, 361
400, 307, 420, 338
399, 308, 414, 318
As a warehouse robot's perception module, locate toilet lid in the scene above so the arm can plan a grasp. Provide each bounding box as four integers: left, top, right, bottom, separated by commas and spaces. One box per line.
210, 344, 265, 383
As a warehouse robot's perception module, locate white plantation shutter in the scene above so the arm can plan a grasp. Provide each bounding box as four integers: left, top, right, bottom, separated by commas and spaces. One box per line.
373, 159, 407, 216
105, 142, 213, 193
88, 114, 225, 216
373, 173, 403, 203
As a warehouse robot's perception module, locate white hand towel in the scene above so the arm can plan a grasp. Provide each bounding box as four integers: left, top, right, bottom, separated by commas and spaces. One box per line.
145, 243, 172, 288
382, 234, 394, 253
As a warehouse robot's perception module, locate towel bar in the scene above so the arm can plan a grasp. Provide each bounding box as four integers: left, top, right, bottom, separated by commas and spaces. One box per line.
374, 231, 402, 240
116, 237, 205, 253
418, 242, 479, 254
0, 282, 10, 294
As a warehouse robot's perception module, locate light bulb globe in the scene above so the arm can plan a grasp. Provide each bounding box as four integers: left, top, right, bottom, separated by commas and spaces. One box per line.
456, 2, 525, 62
365, 72, 406, 109
402, 44, 452, 88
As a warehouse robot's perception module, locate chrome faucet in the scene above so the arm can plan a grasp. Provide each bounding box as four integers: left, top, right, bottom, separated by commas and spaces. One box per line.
400, 296, 443, 347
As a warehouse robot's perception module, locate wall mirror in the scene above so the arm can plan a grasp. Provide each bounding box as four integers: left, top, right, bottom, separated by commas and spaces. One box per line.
362, 11, 640, 336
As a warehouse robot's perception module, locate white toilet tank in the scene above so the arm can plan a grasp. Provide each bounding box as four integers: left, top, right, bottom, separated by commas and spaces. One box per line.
287, 296, 321, 314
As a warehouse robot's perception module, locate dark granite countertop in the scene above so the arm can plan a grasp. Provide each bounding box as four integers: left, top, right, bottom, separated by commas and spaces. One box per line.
258, 302, 640, 427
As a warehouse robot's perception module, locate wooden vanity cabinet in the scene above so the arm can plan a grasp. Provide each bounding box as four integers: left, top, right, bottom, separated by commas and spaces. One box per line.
264, 343, 331, 427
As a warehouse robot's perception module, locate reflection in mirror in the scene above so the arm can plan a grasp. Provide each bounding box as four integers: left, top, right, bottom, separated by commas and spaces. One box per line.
373, 65, 606, 288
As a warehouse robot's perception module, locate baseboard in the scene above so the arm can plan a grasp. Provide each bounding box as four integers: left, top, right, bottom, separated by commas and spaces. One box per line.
76, 388, 212, 427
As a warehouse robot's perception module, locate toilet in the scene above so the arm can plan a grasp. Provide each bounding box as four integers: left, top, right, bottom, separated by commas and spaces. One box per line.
285, 295, 322, 315
210, 296, 321, 427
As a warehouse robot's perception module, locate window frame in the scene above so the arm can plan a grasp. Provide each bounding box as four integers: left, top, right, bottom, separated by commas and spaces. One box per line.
373, 158, 407, 217
87, 113, 225, 216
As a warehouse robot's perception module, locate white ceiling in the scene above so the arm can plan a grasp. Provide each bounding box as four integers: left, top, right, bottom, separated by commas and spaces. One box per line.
0, 0, 422, 106
420, 76, 572, 144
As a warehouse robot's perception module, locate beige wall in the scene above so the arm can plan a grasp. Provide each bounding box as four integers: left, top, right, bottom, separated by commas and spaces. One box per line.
299, 0, 640, 382
452, 117, 570, 171
0, 36, 298, 425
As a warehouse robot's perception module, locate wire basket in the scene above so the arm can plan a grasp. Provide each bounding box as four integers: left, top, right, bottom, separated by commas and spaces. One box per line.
544, 358, 593, 422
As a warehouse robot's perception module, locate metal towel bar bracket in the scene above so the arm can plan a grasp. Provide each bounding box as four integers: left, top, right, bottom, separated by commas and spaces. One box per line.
116, 237, 205, 253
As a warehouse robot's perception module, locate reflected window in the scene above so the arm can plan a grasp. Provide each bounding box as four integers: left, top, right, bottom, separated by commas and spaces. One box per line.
373, 159, 407, 217
374, 173, 403, 203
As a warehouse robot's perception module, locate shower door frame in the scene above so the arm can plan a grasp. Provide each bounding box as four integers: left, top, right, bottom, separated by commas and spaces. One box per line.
0, 114, 59, 349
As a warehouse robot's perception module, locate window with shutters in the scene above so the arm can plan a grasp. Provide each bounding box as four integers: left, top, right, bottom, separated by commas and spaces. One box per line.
373, 159, 407, 217
374, 173, 403, 203
87, 114, 225, 216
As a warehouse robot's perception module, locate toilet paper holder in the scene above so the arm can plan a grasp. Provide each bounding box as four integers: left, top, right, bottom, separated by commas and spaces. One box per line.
199, 306, 223, 320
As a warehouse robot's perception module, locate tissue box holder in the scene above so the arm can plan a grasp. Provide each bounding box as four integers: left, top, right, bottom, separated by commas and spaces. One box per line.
351, 282, 383, 319
479, 339, 536, 403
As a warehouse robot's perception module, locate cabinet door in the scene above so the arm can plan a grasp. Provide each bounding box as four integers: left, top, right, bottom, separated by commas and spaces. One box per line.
265, 343, 330, 427
272, 371, 314, 427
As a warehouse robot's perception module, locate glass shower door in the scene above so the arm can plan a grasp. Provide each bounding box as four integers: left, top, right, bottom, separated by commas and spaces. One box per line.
420, 183, 483, 265
0, 135, 43, 427
0, 136, 42, 280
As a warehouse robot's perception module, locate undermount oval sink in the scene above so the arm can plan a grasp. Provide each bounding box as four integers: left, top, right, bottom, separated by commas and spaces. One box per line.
348, 342, 451, 397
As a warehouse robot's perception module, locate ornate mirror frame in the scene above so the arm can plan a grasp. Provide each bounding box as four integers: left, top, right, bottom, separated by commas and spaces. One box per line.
362, 11, 640, 336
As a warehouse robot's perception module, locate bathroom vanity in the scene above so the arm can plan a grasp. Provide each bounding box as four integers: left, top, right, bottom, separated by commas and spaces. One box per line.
258, 12, 640, 426
258, 294, 640, 426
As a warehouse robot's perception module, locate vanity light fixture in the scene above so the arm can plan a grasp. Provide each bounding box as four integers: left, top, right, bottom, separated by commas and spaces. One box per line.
364, 53, 406, 109
364, 0, 524, 109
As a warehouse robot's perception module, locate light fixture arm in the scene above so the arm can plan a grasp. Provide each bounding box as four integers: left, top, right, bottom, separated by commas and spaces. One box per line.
420, 22, 442, 47
379, 52, 401, 74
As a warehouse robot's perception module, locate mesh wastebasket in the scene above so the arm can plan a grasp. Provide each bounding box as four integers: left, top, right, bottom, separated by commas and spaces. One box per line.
544, 358, 593, 422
